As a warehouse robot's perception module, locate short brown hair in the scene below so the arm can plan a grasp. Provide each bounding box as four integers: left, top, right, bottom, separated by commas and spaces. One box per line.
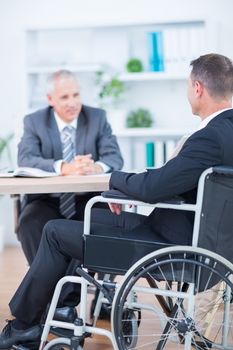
190, 53, 233, 100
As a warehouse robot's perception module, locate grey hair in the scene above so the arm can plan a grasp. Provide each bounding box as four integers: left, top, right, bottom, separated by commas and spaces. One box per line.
46, 70, 77, 93
190, 53, 233, 100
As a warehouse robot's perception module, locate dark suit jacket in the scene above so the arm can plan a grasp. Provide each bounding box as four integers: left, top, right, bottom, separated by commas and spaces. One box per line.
18, 105, 123, 204
18, 105, 123, 171
110, 109, 233, 245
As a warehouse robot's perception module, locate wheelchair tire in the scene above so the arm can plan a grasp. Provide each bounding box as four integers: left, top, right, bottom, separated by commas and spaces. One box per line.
112, 246, 233, 350
121, 309, 138, 349
43, 337, 83, 350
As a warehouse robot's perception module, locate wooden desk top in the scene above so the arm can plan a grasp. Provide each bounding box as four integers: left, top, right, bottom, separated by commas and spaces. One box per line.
0, 174, 110, 195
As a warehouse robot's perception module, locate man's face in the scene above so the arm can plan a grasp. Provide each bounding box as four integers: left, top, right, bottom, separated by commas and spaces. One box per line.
47, 77, 82, 123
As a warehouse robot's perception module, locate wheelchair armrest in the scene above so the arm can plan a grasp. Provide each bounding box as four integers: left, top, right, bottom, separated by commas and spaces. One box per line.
84, 193, 193, 238
102, 189, 185, 205
212, 165, 233, 176
102, 189, 133, 201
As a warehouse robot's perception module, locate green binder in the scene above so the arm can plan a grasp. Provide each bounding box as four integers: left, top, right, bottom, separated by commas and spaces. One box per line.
146, 142, 155, 167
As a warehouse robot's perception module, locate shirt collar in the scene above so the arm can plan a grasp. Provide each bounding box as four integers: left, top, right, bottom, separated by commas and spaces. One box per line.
53, 111, 78, 132
197, 107, 233, 131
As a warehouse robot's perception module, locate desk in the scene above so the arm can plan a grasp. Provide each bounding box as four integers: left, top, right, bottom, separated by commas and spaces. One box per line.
0, 174, 110, 249
0, 174, 110, 195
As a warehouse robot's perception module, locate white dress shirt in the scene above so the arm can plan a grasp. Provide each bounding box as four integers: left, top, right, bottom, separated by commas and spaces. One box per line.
53, 112, 110, 174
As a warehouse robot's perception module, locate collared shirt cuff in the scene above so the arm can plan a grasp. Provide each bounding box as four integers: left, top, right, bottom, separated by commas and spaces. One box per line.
54, 160, 63, 175
96, 161, 111, 173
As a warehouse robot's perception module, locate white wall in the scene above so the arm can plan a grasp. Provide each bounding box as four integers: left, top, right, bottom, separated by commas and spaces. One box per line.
0, 0, 233, 246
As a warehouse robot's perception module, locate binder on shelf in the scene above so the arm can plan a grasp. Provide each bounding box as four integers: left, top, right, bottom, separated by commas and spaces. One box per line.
154, 141, 164, 167
148, 32, 164, 72
164, 28, 179, 73
146, 142, 155, 168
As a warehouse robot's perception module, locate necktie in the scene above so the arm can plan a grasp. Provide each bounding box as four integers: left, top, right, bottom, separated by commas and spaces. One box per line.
59, 126, 76, 219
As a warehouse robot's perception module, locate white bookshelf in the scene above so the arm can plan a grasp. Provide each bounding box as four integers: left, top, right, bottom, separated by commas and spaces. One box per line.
119, 72, 187, 82
116, 127, 194, 169
25, 18, 210, 110
26, 63, 102, 74
116, 127, 192, 138
24, 18, 217, 168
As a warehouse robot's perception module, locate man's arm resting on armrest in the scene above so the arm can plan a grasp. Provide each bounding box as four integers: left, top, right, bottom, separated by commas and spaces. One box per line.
102, 189, 185, 216
102, 189, 185, 204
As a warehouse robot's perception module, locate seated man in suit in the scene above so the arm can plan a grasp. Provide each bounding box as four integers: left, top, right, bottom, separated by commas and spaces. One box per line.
1, 53, 233, 348
16, 69, 123, 321
17, 69, 123, 264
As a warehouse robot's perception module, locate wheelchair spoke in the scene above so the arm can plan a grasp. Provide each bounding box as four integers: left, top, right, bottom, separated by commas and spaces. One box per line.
112, 247, 233, 349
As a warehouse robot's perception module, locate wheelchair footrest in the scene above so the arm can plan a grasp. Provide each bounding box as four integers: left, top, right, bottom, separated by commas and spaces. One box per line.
12, 340, 40, 350
50, 324, 91, 340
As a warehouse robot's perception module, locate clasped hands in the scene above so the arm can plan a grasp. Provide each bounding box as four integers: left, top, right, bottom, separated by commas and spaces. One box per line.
61, 154, 130, 215
61, 154, 103, 175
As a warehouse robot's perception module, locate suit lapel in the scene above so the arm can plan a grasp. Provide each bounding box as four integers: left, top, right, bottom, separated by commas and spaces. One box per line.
75, 108, 88, 155
47, 108, 63, 160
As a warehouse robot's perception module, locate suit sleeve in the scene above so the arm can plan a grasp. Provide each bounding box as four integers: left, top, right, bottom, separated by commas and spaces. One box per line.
109, 126, 223, 203
96, 110, 123, 171
18, 115, 55, 172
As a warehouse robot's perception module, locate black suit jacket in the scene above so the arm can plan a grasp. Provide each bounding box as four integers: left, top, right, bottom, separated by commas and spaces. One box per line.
110, 109, 233, 245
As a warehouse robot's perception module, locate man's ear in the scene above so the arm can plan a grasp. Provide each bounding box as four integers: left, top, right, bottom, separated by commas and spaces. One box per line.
47, 93, 54, 107
195, 81, 204, 98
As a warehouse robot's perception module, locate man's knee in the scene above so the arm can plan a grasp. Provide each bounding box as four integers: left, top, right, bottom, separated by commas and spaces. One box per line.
43, 219, 84, 260
43, 220, 66, 246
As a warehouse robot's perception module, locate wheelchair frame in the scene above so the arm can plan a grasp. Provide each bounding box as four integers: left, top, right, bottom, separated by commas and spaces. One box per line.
39, 166, 233, 350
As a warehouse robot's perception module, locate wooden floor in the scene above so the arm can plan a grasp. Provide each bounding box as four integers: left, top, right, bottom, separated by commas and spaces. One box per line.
0, 246, 113, 349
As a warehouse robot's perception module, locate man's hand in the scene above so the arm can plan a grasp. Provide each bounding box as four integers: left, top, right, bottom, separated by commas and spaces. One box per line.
108, 202, 122, 215
61, 154, 104, 175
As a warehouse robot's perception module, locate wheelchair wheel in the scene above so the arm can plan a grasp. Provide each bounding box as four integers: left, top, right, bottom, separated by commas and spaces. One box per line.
112, 246, 233, 350
43, 337, 83, 350
48, 345, 71, 350
122, 309, 138, 348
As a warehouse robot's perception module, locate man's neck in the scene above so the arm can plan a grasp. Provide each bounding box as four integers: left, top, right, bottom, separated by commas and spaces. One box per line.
200, 101, 232, 120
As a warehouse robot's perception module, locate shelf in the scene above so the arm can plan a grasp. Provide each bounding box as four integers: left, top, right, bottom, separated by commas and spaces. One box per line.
26, 18, 205, 32
27, 63, 102, 74
115, 128, 193, 138
119, 72, 188, 82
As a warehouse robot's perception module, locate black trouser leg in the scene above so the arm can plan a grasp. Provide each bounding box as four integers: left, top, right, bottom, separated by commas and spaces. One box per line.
10, 219, 84, 324
17, 199, 62, 265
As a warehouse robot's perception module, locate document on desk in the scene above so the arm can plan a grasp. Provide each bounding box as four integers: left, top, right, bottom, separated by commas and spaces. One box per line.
0, 167, 58, 178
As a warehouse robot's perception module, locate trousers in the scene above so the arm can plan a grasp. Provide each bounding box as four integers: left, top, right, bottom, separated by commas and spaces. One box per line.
10, 208, 154, 324
17, 194, 107, 307
11, 204, 193, 324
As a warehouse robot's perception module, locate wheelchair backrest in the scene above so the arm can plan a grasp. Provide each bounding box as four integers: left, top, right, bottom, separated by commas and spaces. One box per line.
197, 167, 233, 264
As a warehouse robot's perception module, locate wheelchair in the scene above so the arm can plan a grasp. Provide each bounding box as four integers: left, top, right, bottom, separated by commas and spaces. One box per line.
22, 166, 233, 350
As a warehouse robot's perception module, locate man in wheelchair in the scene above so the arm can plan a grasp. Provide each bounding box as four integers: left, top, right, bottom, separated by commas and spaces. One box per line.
1, 53, 233, 349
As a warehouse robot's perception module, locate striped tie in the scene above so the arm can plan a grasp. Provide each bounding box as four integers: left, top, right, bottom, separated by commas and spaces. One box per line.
60, 126, 76, 219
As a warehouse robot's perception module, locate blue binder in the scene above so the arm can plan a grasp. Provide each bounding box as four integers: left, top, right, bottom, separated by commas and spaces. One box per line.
148, 31, 164, 72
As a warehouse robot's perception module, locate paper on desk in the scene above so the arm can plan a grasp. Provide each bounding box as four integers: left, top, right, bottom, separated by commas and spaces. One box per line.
0, 167, 58, 178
